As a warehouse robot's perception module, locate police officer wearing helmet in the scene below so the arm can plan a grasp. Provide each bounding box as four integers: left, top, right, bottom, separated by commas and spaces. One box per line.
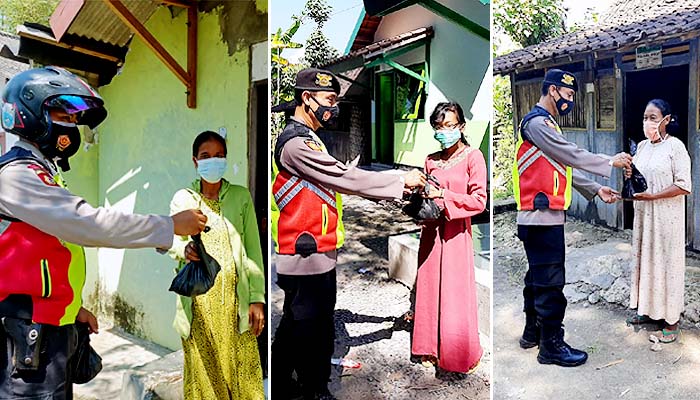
0, 66, 207, 398
513, 68, 632, 367
271, 68, 425, 399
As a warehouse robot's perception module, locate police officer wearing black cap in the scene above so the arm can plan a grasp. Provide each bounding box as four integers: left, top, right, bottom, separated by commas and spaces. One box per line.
512, 69, 632, 367
271, 68, 425, 399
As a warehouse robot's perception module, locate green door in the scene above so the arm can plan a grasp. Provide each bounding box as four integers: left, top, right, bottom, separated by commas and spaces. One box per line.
376, 73, 395, 165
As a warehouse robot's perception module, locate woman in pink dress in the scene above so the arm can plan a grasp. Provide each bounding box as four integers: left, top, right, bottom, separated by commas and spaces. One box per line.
412, 102, 487, 373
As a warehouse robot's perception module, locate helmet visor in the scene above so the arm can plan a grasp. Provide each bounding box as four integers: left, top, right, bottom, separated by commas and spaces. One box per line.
44, 95, 103, 114
44, 95, 107, 129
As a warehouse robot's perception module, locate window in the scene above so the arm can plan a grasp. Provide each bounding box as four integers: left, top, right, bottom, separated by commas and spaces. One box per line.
394, 64, 427, 121
514, 81, 541, 125
596, 74, 616, 130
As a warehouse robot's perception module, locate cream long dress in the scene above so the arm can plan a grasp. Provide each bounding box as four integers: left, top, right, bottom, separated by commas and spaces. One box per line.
630, 136, 691, 324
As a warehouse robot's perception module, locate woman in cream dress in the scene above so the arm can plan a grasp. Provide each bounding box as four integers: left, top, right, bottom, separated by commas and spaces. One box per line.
627, 99, 691, 343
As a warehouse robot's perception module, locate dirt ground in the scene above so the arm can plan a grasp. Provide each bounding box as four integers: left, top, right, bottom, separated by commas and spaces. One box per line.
494, 211, 700, 400
271, 194, 491, 400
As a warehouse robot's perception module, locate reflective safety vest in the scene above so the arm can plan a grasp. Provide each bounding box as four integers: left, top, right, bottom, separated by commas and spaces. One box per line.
512, 106, 573, 211
271, 119, 345, 256
0, 147, 86, 326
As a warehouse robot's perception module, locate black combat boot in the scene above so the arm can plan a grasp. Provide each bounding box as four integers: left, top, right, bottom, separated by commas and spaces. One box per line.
537, 326, 588, 367
519, 313, 539, 349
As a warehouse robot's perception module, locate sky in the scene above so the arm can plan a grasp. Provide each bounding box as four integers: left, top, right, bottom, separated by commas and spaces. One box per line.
270, 0, 364, 63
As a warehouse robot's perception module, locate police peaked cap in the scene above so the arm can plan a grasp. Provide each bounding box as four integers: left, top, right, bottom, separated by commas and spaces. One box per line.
543, 69, 578, 92
295, 68, 340, 94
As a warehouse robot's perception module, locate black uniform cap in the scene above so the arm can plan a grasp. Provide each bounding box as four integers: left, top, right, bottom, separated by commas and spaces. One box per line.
543, 69, 578, 92
295, 68, 340, 94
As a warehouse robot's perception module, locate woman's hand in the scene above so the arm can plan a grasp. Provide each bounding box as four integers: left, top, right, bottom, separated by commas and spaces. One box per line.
184, 241, 201, 262
422, 186, 443, 199
633, 192, 657, 201
76, 307, 99, 334
248, 303, 265, 337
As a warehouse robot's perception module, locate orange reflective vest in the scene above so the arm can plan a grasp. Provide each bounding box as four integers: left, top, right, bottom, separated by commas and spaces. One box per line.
0, 148, 85, 326
271, 119, 344, 256
512, 106, 573, 211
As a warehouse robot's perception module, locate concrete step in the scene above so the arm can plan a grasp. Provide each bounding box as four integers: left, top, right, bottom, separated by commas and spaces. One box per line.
388, 230, 492, 336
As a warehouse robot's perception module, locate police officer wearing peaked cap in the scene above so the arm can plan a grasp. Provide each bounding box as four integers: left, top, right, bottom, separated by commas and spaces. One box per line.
270, 68, 426, 399
513, 68, 632, 367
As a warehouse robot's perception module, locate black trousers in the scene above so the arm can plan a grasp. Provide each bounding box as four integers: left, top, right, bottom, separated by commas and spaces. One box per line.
0, 320, 78, 400
518, 225, 567, 337
272, 269, 336, 399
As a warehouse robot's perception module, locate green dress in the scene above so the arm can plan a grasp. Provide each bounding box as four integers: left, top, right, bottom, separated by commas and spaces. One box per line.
182, 196, 264, 400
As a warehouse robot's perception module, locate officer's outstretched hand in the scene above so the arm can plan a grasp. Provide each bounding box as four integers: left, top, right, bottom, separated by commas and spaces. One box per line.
611, 152, 632, 169
173, 209, 208, 236
77, 307, 99, 334
403, 169, 427, 189
597, 186, 620, 203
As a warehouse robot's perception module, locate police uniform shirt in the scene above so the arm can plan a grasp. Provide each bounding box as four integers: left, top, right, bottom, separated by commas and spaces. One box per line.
276, 119, 404, 276
518, 113, 614, 226
0, 141, 174, 249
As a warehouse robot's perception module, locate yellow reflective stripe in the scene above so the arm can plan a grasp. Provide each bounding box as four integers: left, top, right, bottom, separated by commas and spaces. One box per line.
59, 242, 86, 326
336, 193, 345, 249
322, 204, 329, 236
512, 137, 524, 210
40, 259, 51, 298
564, 166, 573, 209
271, 161, 281, 252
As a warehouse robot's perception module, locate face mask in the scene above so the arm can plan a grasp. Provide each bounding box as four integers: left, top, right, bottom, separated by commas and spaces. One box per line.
309, 96, 339, 128
643, 115, 670, 142
433, 128, 462, 149
40, 120, 81, 172
552, 89, 575, 116
197, 157, 227, 183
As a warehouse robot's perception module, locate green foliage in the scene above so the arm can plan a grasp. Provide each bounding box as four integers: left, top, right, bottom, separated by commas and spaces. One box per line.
0, 0, 59, 32
493, 75, 515, 199
271, 0, 340, 137
303, 28, 339, 68
493, 0, 566, 47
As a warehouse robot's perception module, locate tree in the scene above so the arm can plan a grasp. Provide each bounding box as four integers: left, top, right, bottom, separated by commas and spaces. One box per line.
0, 0, 59, 32
493, 0, 566, 48
301, 0, 339, 68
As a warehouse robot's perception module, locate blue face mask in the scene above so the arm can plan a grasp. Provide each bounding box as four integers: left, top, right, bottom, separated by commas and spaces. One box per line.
433, 128, 462, 149
197, 157, 227, 183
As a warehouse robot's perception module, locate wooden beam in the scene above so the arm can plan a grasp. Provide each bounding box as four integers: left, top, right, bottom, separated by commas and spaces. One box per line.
17, 29, 121, 63
102, 0, 189, 87
186, 4, 197, 108
50, 0, 85, 42
160, 0, 192, 7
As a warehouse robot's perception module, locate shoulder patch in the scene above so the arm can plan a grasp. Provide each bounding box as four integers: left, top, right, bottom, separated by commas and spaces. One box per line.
27, 164, 59, 187
543, 118, 562, 134
304, 140, 323, 152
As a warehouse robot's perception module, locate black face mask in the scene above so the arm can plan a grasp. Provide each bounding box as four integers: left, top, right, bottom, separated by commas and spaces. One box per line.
39, 120, 81, 172
309, 96, 339, 128
552, 89, 575, 116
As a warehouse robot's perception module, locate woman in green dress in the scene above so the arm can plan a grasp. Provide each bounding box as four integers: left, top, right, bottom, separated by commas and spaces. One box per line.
168, 131, 266, 399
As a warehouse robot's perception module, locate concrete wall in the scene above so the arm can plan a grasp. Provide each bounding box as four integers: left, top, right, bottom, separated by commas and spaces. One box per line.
373, 0, 491, 167
63, 3, 265, 350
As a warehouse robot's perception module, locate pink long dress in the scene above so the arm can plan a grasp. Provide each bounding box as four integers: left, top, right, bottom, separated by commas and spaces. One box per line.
412, 145, 487, 373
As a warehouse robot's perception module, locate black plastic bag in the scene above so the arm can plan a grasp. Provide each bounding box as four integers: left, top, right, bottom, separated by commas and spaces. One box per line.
71, 322, 102, 384
622, 139, 648, 199
402, 174, 442, 222
169, 234, 221, 297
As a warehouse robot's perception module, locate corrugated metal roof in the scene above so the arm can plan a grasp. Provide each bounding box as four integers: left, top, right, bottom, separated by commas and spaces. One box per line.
66, 0, 160, 47
494, 0, 700, 74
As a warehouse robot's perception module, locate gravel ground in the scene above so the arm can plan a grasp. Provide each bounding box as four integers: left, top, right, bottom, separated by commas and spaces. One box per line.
494, 211, 700, 400
272, 195, 490, 400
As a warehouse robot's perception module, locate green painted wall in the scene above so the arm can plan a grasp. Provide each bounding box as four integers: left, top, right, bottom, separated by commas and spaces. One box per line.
68, 5, 258, 350
393, 120, 490, 167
